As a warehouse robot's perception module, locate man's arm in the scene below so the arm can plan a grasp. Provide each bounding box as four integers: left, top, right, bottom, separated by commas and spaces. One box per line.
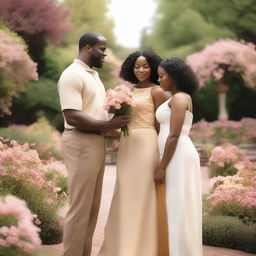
64, 109, 130, 132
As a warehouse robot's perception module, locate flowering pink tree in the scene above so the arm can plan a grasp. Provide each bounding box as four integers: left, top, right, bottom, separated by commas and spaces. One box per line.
0, 29, 38, 115
0, 0, 71, 74
186, 39, 256, 120
186, 39, 256, 88
0, 0, 71, 45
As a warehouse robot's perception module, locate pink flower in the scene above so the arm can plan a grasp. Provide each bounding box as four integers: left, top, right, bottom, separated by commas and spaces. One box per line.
103, 85, 136, 136
57, 218, 64, 227
208, 157, 256, 213
0, 139, 65, 206
209, 145, 248, 168
0, 195, 41, 252
0, 29, 38, 115
103, 84, 136, 111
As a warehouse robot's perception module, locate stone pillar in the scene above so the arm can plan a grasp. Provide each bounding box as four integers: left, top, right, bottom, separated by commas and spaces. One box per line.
216, 81, 229, 120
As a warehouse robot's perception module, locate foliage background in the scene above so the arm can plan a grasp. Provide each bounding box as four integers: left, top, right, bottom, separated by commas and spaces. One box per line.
0, 0, 255, 128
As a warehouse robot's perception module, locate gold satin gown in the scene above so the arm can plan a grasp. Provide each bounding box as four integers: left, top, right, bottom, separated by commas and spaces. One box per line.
99, 86, 167, 256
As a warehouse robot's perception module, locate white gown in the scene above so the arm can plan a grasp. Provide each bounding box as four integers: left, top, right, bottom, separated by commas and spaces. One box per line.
156, 98, 202, 256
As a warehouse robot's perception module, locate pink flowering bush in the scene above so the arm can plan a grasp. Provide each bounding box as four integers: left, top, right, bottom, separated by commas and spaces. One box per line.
44, 160, 68, 193
0, 138, 67, 244
0, 0, 71, 45
0, 28, 38, 115
186, 39, 256, 88
103, 84, 136, 136
0, 117, 62, 160
209, 145, 248, 177
0, 195, 41, 255
208, 160, 256, 222
190, 118, 256, 145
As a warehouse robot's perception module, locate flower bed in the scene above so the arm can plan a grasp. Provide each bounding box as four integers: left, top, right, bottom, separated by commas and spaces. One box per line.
0, 195, 41, 255
209, 145, 248, 177
190, 118, 256, 145
208, 158, 256, 222
190, 118, 256, 164
202, 144, 256, 252
0, 117, 62, 160
0, 138, 67, 244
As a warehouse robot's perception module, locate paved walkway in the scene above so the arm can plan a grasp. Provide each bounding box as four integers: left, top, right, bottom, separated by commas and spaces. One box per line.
35, 165, 256, 256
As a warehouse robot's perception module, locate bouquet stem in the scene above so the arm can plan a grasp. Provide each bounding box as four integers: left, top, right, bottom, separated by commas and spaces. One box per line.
122, 125, 129, 137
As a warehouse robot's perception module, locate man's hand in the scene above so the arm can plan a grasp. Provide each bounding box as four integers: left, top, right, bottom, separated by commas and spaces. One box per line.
107, 114, 131, 130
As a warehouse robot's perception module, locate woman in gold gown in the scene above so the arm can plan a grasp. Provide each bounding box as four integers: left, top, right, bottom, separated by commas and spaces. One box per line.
99, 50, 170, 256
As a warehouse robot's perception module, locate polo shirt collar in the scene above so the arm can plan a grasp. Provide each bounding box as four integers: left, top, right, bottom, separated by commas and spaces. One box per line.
74, 59, 96, 73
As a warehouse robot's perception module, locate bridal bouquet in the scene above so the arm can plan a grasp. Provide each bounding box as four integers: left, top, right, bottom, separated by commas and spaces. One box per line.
103, 84, 136, 136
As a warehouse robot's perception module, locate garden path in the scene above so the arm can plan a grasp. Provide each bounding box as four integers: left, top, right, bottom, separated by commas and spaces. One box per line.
35, 165, 256, 256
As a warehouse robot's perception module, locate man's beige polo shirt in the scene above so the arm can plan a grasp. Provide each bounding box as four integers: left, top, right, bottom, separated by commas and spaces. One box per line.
58, 59, 109, 129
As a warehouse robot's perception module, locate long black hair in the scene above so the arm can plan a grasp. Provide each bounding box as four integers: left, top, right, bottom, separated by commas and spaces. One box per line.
160, 57, 199, 95
120, 50, 162, 84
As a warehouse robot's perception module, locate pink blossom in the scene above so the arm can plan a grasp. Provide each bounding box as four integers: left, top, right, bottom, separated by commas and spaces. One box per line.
186, 39, 256, 88
103, 84, 136, 111
57, 218, 64, 227
0, 195, 41, 252
208, 158, 256, 212
209, 145, 248, 173
103, 85, 136, 136
0, 29, 38, 115
0, 0, 71, 45
0, 139, 66, 205
190, 118, 256, 145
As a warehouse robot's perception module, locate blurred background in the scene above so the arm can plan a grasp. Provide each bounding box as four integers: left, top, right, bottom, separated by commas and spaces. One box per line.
0, 0, 255, 133
0, 1, 256, 255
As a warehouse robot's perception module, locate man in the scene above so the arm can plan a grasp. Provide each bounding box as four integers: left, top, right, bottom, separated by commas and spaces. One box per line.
57, 31, 130, 256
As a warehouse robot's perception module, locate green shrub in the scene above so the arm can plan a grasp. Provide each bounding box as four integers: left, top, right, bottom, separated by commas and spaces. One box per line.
203, 215, 256, 253
192, 79, 256, 123
209, 201, 256, 224
192, 82, 218, 122
45, 170, 68, 194
41, 51, 62, 81
0, 247, 33, 256
210, 164, 238, 178
0, 117, 62, 159
0, 127, 39, 145
0, 176, 64, 245
1, 76, 64, 131
0, 215, 17, 227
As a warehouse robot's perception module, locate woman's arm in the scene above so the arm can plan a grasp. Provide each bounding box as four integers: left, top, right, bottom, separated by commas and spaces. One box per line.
154, 94, 189, 184
151, 85, 171, 133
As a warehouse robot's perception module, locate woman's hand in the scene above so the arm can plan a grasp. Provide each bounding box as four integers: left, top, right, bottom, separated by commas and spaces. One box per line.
154, 166, 166, 185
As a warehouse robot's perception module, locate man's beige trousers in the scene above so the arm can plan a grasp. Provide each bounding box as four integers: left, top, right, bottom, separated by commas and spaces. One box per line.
61, 130, 106, 256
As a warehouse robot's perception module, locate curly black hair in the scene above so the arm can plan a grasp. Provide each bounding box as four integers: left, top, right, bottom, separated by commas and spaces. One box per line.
159, 57, 199, 95
119, 50, 162, 85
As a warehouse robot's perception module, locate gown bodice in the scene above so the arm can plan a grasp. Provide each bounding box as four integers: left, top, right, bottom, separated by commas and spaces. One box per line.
156, 98, 193, 136
128, 87, 155, 129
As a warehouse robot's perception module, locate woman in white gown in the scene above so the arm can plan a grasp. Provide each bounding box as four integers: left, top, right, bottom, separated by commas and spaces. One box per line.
155, 57, 202, 256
